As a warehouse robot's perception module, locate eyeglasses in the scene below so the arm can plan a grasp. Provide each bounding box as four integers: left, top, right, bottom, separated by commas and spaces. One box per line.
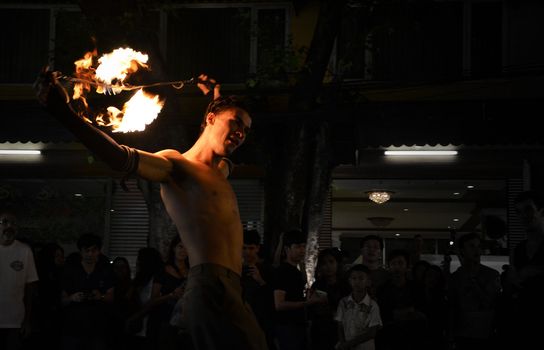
0, 219, 16, 226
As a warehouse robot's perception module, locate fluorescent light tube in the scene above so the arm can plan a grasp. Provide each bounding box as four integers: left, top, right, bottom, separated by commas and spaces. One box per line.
0, 150, 41, 155
384, 150, 458, 156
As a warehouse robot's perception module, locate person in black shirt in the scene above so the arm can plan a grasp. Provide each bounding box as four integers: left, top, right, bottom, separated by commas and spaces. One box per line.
60, 233, 115, 350
309, 248, 350, 350
273, 230, 326, 350
241, 229, 276, 350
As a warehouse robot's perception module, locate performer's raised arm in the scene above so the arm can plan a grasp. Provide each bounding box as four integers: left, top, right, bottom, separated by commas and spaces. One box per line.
34, 70, 221, 182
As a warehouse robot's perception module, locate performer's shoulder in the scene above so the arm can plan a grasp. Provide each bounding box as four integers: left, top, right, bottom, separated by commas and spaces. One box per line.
155, 148, 184, 159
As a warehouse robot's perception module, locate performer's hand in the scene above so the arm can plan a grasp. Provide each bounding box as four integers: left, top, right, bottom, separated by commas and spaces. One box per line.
34, 66, 70, 107
197, 74, 221, 100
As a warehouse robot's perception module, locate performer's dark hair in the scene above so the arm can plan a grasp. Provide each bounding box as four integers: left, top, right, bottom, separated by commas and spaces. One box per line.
200, 95, 248, 133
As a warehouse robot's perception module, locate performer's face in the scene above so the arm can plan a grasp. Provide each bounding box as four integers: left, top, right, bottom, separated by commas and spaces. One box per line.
0, 212, 17, 246
206, 107, 251, 156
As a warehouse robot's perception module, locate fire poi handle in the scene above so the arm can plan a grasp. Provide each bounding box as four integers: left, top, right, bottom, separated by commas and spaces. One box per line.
58, 74, 216, 92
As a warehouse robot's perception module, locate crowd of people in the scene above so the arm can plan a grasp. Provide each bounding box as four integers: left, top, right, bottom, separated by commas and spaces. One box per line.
1, 188, 543, 350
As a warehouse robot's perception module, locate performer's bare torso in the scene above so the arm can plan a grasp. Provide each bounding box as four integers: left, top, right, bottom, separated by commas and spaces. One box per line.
160, 153, 243, 273
136, 106, 251, 274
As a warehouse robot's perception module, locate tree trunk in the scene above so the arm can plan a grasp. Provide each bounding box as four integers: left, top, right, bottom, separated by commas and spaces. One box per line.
302, 119, 333, 284
262, 0, 345, 269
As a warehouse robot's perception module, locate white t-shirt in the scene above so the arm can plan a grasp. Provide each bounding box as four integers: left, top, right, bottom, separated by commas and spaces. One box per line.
0, 240, 39, 328
335, 293, 382, 350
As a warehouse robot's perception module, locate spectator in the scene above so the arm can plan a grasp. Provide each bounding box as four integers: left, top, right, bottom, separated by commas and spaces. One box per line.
34, 242, 65, 347
60, 233, 115, 350
241, 229, 276, 350
356, 235, 390, 297
309, 248, 350, 350
124, 247, 165, 350
500, 191, 544, 348
448, 232, 501, 350
0, 209, 39, 350
273, 230, 326, 350
376, 249, 426, 350
148, 235, 189, 350
335, 264, 382, 350
111, 256, 133, 349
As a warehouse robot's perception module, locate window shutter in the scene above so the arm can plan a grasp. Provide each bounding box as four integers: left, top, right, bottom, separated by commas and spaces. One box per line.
108, 179, 149, 268
230, 179, 264, 237
318, 188, 333, 249
507, 178, 524, 255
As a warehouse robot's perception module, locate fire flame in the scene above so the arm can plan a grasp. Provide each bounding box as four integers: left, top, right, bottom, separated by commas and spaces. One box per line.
72, 47, 163, 133
95, 48, 149, 94
96, 89, 165, 133
72, 50, 95, 107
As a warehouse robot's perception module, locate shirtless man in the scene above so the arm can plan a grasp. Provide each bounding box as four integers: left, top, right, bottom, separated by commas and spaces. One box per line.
36, 71, 267, 349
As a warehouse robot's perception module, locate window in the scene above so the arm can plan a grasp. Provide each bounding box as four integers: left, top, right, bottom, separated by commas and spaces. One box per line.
334, 2, 463, 81
166, 8, 251, 83
0, 9, 49, 83
166, 5, 289, 83
256, 8, 288, 81
53, 9, 95, 74
0, 4, 290, 84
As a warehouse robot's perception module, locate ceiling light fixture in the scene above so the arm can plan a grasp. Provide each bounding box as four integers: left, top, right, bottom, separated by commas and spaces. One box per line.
366, 190, 393, 204
384, 150, 458, 156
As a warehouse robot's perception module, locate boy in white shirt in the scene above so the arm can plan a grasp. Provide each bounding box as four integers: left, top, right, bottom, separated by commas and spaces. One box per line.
335, 264, 382, 350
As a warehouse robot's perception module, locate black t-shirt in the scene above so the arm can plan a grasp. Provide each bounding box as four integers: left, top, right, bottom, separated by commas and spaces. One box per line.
272, 262, 307, 325
61, 260, 115, 335
152, 266, 186, 322
241, 262, 276, 331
